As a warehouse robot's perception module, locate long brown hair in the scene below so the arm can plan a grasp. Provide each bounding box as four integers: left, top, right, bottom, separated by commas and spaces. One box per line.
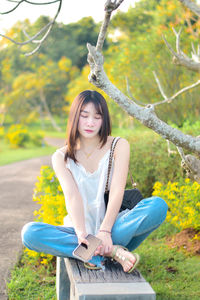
64, 90, 111, 163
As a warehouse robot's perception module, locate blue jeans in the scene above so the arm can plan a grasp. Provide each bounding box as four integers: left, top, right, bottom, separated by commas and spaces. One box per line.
21, 196, 168, 269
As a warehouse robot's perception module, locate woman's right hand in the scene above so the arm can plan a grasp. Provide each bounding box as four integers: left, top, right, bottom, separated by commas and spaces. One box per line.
76, 230, 89, 246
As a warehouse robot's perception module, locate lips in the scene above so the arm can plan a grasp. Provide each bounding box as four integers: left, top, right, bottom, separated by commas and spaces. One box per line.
85, 129, 94, 133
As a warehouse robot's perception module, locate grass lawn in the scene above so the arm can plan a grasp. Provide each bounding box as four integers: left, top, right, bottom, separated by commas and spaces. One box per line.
0, 139, 57, 166
7, 222, 200, 299
7, 254, 56, 300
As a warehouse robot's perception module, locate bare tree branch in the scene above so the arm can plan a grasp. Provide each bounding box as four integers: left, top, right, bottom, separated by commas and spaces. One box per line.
0, 0, 60, 14
153, 78, 200, 106
163, 29, 200, 72
177, 146, 200, 183
153, 71, 168, 100
167, 140, 177, 156
0, 0, 62, 56
86, 0, 200, 157
0, 0, 23, 14
24, 0, 60, 5
0, 20, 53, 45
96, 0, 125, 52
24, 21, 54, 56
178, 0, 200, 17
125, 76, 146, 106
172, 27, 182, 54
87, 42, 200, 155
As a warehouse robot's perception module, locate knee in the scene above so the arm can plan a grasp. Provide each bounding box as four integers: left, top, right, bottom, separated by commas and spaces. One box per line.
151, 196, 168, 210
151, 196, 168, 219
21, 222, 37, 246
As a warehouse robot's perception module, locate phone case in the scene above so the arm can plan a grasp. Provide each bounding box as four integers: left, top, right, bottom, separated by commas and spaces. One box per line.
73, 234, 102, 262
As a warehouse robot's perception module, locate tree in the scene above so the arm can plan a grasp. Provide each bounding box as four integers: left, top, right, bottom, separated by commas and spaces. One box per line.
87, 0, 200, 183
0, 0, 200, 182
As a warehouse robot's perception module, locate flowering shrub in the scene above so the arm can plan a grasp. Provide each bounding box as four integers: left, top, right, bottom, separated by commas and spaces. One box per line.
153, 179, 200, 232
25, 165, 67, 264
6, 124, 29, 148
0, 126, 4, 139
5, 124, 44, 148
33, 165, 67, 225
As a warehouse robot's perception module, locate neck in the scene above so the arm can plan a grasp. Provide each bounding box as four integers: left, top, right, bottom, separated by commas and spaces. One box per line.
77, 136, 101, 150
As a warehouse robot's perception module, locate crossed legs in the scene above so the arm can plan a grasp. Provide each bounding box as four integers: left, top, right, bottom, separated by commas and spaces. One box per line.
21, 196, 168, 270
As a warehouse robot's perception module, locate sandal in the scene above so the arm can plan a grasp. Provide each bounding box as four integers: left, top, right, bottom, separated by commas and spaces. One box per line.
111, 245, 140, 273
84, 262, 101, 270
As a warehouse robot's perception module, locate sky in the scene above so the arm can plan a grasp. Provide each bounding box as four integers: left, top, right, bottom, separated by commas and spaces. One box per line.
0, 0, 138, 32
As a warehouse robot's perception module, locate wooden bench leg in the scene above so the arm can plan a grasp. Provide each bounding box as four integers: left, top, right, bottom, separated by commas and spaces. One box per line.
56, 257, 70, 300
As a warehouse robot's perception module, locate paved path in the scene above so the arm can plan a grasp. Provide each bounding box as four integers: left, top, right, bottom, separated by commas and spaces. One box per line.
0, 137, 65, 299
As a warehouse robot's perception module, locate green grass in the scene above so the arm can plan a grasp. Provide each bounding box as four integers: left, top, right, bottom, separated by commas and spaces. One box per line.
0, 120, 67, 166
139, 222, 200, 300
7, 254, 56, 300
7, 222, 200, 299
0, 139, 57, 166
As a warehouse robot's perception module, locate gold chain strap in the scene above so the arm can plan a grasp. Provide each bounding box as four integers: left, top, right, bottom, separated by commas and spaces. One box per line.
105, 137, 121, 193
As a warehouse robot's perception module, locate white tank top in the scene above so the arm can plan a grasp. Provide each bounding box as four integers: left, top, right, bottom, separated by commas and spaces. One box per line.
53, 137, 120, 235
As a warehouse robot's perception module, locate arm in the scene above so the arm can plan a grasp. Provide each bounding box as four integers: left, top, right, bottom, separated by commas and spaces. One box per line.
51, 151, 88, 244
100, 138, 130, 231
95, 138, 130, 255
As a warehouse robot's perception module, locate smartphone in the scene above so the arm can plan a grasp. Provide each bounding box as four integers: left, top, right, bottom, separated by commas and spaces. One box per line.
73, 234, 102, 262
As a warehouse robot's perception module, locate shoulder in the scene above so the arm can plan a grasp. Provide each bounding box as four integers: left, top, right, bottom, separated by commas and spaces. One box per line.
51, 145, 68, 167
113, 137, 130, 158
113, 137, 130, 150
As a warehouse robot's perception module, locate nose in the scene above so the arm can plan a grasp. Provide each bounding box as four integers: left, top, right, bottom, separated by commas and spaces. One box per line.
87, 117, 95, 126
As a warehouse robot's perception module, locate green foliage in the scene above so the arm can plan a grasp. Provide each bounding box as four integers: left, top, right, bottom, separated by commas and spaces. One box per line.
180, 120, 200, 136
33, 165, 66, 225
7, 252, 56, 300
4, 124, 45, 148
5, 124, 30, 148
126, 131, 182, 197
24, 165, 66, 262
153, 179, 200, 231
107, 0, 200, 126
138, 222, 200, 300
35, 16, 104, 69
29, 131, 45, 147
0, 126, 4, 139
1, 0, 199, 129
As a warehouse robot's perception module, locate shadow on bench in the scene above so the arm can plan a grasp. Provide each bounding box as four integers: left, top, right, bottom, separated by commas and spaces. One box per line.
56, 257, 156, 300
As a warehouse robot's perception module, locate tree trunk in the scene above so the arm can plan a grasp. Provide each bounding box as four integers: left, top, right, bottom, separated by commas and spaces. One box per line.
39, 89, 62, 132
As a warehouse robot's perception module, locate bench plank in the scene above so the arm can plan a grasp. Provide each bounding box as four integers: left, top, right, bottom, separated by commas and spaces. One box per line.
56, 257, 156, 300
67, 258, 145, 283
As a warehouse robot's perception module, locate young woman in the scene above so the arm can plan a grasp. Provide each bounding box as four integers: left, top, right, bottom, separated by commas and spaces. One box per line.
21, 90, 168, 272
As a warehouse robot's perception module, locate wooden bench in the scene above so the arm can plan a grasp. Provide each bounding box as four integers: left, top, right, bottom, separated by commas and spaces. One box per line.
56, 257, 156, 300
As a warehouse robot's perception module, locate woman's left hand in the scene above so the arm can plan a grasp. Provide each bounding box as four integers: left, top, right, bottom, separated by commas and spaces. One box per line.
94, 231, 113, 256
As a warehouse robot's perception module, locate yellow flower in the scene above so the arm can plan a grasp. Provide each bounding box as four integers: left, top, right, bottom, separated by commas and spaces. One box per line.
41, 258, 48, 265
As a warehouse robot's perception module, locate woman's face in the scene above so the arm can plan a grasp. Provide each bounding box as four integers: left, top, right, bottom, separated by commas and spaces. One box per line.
78, 102, 103, 139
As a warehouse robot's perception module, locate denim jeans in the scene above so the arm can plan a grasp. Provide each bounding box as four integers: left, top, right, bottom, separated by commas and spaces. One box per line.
21, 196, 168, 269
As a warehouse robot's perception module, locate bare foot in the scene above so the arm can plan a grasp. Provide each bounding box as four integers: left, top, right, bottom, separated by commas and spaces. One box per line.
111, 246, 137, 272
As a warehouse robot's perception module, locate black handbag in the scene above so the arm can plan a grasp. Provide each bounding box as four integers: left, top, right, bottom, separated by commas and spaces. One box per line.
104, 137, 143, 212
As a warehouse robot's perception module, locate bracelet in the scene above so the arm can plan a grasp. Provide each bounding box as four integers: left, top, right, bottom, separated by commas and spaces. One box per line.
99, 229, 111, 234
